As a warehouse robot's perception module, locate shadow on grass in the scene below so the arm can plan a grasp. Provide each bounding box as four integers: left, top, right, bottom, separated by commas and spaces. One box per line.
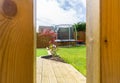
41, 55, 65, 63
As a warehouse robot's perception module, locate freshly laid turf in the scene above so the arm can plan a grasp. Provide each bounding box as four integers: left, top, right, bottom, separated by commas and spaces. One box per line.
36, 46, 86, 76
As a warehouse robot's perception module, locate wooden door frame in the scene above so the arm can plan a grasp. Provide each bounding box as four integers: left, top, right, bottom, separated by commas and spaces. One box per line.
86, 0, 100, 83
34, 0, 101, 83
0, 0, 35, 83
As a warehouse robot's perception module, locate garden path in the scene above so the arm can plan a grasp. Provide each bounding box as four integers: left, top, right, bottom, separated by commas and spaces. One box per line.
37, 57, 86, 83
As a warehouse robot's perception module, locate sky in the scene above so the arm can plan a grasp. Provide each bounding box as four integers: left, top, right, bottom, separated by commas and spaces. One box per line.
36, 0, 86, 30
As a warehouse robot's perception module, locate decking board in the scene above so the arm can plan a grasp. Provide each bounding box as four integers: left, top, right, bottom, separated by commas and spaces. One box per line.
36, 57, 86, 83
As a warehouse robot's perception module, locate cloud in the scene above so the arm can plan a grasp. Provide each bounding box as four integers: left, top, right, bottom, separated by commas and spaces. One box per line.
36, 0, 86, 30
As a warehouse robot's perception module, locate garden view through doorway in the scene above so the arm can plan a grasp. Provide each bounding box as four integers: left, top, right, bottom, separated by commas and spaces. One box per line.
36, 0, 86, 83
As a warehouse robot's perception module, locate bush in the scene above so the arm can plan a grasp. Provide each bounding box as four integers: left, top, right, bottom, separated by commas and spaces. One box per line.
38, 28, 58, 56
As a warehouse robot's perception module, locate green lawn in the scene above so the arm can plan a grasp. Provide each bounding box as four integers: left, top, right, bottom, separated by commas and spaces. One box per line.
36, 46, 86, 76
36, 48, 48, 56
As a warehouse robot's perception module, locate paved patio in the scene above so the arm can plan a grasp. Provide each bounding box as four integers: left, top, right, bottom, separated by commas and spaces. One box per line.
36, 57, 86, 83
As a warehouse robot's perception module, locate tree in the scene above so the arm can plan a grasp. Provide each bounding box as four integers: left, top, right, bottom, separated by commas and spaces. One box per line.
73, 22, 86, 41
73, 22, 86, 32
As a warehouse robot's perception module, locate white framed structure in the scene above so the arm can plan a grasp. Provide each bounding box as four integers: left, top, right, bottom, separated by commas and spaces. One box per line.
54, 24, 75, 42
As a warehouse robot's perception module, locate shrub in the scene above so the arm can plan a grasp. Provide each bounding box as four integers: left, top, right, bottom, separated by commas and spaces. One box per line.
39, 28, 58, 56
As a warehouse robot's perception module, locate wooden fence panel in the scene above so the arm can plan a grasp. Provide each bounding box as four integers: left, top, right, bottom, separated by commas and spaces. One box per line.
0, 0, 34, 83
37, 33, 51, 48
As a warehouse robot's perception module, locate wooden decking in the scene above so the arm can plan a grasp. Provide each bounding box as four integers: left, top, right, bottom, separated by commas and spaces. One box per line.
37, 57, 86, 83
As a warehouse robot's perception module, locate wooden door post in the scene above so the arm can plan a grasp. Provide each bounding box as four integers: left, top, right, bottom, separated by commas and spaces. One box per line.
0, 0, 34, 83
86, 0, 100, 83
87, 0, 120, 83
101, 0, 120, 83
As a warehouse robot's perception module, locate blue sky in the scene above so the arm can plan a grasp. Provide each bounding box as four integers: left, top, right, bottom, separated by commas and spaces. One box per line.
36, 0, 86, 29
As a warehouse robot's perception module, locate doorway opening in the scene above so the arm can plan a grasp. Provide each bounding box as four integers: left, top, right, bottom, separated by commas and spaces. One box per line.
35, 0, 86, 83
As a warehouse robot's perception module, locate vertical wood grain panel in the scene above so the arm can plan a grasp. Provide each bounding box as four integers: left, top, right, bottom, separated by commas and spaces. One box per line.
86, 0, 100, 83
0, 0, 34, 83
101, 0, 120, 83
